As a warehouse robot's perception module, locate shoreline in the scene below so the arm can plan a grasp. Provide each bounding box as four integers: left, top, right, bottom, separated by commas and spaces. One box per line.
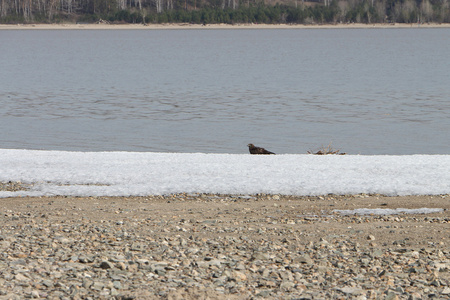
1, 22, 450, 30
0, 194, 448, 298
2, 193, 448, 248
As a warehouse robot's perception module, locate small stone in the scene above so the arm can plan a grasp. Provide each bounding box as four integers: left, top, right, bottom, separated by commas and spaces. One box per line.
91, 281, 104, 291
14, 273, 29, 281
208, 259, 222, 267
99, 260, 115, 269
295, 254, 313, 265
252, 251, 270, 261
384, 291, 399, 300
367, 235, 376, 241
79, 254, 95, 263
371, 249, 384, 257
130, 242, 145, 251
29, 290, 39, 298
82, 279, 93, 289
256, 290, 270, 297
280, 281, 295, 291
113, 281, 122, 290
127, 264, 139, 272
232, 271, 247, 281
338, 287, 363, 295
117, 261, 127, 270
42, 280, 53, 288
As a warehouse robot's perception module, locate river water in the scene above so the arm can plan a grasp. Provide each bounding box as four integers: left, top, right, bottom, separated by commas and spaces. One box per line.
0, 28, 449, 154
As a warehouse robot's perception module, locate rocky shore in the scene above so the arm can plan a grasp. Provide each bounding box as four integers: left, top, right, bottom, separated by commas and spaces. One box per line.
0, 192, 448, 299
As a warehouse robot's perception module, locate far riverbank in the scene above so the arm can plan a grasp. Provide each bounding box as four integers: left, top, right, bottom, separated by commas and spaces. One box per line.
1, 22, 450, 30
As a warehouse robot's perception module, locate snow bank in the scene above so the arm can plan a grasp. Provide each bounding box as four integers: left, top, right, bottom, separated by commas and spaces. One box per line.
0, 149, 449, 197
334, 208, 444, 215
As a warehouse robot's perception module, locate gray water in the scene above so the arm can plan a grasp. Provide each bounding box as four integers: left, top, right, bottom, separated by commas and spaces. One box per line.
1, 28, 449, 154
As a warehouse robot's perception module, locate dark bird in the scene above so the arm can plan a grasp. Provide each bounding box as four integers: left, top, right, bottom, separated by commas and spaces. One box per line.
248, 143, 275, 155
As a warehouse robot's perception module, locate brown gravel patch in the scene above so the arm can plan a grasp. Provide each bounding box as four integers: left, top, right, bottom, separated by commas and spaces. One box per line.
0, 194, 448, 299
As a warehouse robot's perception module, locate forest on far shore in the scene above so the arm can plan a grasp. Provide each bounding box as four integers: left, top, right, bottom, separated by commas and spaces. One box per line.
1, 0, 449, 25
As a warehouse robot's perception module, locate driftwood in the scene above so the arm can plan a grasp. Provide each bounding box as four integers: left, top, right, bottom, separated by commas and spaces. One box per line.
97, 19, 110, 24
307, 143, 346, 155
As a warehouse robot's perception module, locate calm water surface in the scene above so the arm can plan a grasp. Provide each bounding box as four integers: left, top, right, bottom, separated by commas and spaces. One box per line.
0, 28, 449, 154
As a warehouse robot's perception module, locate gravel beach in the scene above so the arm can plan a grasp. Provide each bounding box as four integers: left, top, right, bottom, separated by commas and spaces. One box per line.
0, 192, 448, 299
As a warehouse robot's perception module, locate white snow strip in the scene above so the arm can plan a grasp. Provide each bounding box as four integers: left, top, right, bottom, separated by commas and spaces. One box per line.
0, 149, 449, 197
333, 208, 445, 215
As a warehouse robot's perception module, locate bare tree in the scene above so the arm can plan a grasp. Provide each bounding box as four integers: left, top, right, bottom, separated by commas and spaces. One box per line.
155, 0, 162, 13
374, 0, 386, 23
402, 0, 417, 22
22, 0, 32, 20
1, 0, 8, 17
440, 0, 449, 22
338, 1, 349, 23
166, 0, 173, 10
118, 0, 126, 9
420, 0, 433, 23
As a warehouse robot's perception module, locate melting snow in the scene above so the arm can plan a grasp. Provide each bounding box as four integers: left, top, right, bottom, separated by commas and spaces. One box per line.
334, 208, 444, 215
1, 149, 449, 197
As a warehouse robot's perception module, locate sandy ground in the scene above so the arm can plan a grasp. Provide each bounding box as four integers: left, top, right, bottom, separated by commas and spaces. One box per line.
1, 194, 448, 250
1, 22, 450, 30
0, 194, 448, 299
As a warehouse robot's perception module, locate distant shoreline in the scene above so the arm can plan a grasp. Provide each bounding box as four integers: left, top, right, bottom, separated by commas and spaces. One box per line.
1, 22, 450, 30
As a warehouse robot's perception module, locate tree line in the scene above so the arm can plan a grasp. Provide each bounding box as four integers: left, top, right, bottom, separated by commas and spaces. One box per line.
1, 0, 449, 24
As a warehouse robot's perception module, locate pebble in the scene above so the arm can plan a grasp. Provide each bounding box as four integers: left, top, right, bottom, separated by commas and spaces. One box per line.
0, 181, 32, 192
0, 192, 448, 299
